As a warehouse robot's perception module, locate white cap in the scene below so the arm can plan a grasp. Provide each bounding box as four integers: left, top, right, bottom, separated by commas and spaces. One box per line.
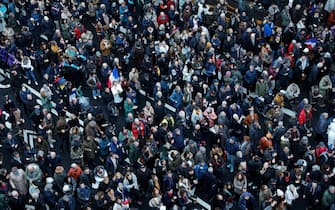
276, 189, 284, 197
63, 185, 71, 192
46, 177, 54, 184
303, 48, 309, 53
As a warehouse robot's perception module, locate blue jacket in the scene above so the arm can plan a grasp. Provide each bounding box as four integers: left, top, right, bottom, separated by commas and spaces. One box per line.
194, 163, 208, 180
238, 192, 256, 210
173, 131, 184, 150
205, 62, 216, 77
99, 137, 111, 157
225, 138, 240, 155
244, 70, 257, 85
315, 115, 330, 134
263, 22, 273, 37
77, 186, 91, 202
58, 195, 76, 210
110, 141, 123, 158
169, 90, 183, 109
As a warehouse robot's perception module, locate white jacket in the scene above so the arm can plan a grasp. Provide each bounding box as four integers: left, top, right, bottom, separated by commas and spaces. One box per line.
328, 121, 335, 147
285, 185, 299, 205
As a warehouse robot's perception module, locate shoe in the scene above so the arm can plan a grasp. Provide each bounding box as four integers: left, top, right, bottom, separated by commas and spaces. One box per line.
50, 144, 54, 148
93, 96, 97, 100
35, 81, 38, 86
98, 95, 102, 98
28, 80, 31, 85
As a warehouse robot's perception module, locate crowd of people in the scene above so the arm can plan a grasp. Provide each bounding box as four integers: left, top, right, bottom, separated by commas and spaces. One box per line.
0, 0, 335, 209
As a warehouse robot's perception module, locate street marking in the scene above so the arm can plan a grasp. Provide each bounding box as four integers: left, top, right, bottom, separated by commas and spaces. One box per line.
138, 89, 176, 112
24, 83, 84, 126
23, 129, 36, 148
196, 197, 211, 210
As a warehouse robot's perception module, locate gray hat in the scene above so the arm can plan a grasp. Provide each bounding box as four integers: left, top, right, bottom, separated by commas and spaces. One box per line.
88, 120, 97, 127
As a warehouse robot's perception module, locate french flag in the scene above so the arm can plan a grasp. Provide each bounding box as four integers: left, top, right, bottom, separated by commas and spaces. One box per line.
305, 38, 318, 49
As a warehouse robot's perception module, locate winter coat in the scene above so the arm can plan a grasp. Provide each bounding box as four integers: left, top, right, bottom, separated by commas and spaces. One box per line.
261, 44, 272, 65
280, 9, 291, 27
67, 166, 83, 181
25, 164, 42, 184
58, 194, 76, 210
286, 83, 300, 100
131, 121, 145, 139
9, 169, 27, 195
123, 173, 139, 191
298, 109, 313, 127
35, 139, 49, 155
255, 80, 269, 97
238, 192, 256, 210
169, 89, 184, 110
87, 75, 100, 90
225, 139, 240, 155
77, 186, 91, 202
71, 146, 84, 161
234, 177, 247, 195
328, 121, 335, 147
319, 75, 332, 98
205, 62, 216, 77
83, 138, 97, 159
315, 115, 329, 135
303, 183, 322, 202
128, 142, 141, 164
322, 189, 335, 208
264, 21, 274, 37
244, 69, 257, 85
285, 185, 299, 205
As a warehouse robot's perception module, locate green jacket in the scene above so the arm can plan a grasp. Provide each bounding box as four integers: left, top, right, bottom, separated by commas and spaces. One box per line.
124, 101, 134, 116
322, 189, 335, 207
255, 81, 269, 97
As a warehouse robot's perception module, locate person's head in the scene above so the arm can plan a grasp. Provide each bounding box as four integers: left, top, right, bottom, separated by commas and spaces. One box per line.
11, 166, 18, 174
261, 185, 268, 191
289, 184, 295, 191
283, 146, 289, 153
312, 180, 318, 188
329, 185, 335, 193
303, 98, 309, 104
323, 112, 329, 119
126, 97, 132, 103
304, 104, 312, 112
236, 172, 243, 180
27, 164, 34, 173
11, 190, 19, 198
71, 163, 77, 169
50, 151, 56, 159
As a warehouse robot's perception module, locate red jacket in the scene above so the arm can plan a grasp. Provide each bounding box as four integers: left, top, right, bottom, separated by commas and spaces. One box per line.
67, 166, 83, 180
132, 121, 145, 139
259, 137, 273, 151
298, 109, 313, 126
157, 13, 169, 25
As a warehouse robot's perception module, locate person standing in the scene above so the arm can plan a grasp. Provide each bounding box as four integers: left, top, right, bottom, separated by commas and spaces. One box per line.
21, 56, 38, 86
86, 73, 102, 100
